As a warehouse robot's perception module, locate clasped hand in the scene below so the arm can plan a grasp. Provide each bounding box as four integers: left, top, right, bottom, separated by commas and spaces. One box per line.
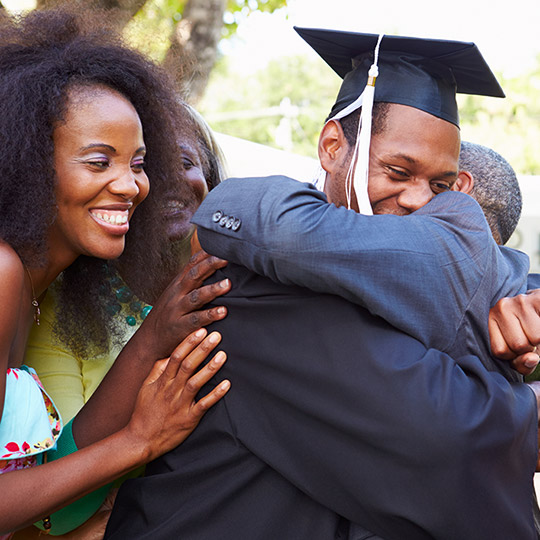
489, 289, 540, 376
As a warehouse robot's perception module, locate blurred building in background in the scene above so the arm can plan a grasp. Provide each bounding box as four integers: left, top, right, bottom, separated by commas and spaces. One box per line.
508, 176, 540, 273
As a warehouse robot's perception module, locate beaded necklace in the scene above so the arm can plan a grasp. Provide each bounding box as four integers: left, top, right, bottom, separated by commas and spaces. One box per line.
106, 273, 152, 327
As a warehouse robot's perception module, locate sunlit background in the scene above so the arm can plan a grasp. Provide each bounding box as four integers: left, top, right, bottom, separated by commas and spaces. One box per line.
3, 0, 540, 267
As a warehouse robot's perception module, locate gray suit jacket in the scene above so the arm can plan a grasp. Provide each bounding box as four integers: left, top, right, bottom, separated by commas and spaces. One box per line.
105, 264, 537, 539
192, 176, 530, 382
105, 177, 538, 538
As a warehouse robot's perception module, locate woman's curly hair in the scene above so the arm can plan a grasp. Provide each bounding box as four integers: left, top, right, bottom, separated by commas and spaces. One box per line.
0, 7, 197, 358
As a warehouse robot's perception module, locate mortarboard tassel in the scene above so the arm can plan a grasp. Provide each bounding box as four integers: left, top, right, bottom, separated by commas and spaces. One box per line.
349, 33, 383, 214
315, 34, 384, 214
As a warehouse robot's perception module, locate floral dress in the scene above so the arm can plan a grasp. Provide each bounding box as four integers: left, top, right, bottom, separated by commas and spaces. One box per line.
0, 366, 63, 539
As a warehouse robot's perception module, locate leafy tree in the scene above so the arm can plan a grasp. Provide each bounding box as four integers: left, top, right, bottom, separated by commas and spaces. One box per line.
202, 49, 540, 174
33, 0, 287, 104
458, 56, 540, 174
201, 54, 341, 158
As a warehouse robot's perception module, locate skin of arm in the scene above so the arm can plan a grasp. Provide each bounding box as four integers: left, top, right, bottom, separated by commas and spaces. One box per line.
0, 245, 30, 420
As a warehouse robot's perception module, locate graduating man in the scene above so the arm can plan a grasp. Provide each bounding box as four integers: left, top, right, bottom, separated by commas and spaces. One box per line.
187, 28, 539, 378
105, 30, 540, 539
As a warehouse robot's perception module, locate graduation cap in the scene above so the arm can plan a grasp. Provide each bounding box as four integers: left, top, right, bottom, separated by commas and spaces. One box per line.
295, 26, 505, 213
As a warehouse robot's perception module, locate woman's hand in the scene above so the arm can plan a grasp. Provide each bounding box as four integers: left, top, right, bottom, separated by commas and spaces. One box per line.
125, 328, 230, 461
137, 250, 231, 360
73, 253, 231, 448
0, 330, 229, 534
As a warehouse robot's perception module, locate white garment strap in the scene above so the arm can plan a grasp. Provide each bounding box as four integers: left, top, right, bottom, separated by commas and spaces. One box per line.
312, 164, 327, 191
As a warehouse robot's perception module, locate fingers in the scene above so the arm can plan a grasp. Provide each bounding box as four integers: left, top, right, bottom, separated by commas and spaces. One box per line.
181, 305, 228, 334
179, 250, 228, 293
159, 328, 208, 380
511, 351, 540, 376
191, 378, 231, 419
183, 279, 231, 312
489, 312, 524, 360
510, 292, 540, 347
489, 294, 540, 359
182, 350, 228, 403
165, 333, 228, 411
488, 314, 510, 360
166, 331, 222, 381
142, 357, 170, 386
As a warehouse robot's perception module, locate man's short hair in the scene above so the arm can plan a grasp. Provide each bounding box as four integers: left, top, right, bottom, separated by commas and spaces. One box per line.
339, 102, 390, 146
460, 141, 522, 245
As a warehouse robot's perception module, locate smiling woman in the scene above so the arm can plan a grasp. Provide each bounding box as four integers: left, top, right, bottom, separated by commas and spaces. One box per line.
0, 7, 231, 539
50, 87, 150, 263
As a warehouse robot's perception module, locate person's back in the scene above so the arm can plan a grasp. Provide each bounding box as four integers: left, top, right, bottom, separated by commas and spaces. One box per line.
190, 174, 530, 380
106, 28, 538, 539
105, 263, 537, 540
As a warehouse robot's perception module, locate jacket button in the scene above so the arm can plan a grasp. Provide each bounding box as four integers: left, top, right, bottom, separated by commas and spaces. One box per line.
212, 210, 223, 223
232, 218, 241, 231
219, 216, 228, 227
225, 216, 235, 229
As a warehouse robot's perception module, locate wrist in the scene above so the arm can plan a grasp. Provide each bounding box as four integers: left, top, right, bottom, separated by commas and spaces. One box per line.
124, 324, 159, 364
116, 424, 153, 467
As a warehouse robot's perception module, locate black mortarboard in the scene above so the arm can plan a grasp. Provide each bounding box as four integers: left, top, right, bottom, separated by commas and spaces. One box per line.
295, 26, 505, 126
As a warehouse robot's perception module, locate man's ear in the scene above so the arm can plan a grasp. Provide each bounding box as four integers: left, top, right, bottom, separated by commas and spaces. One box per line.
454, 170, 475, 194
318, 120, 348, 173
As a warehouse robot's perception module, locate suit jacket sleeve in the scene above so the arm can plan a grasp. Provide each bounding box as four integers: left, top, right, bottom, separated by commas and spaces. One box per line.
213, 266, 538, 539
528, 273, 540, 289
192, 176, 529, 352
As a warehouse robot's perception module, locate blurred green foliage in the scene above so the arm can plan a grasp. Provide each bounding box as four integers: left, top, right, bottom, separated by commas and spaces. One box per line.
223, 0, 288, 36
201, 55, 340, 158
201, 50, 540, 174
459, 56, 540, 174
125, 0, 287, 62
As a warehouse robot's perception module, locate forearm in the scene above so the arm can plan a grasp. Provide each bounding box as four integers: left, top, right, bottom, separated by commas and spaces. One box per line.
194, 178, 493, 348
72, 329, 154, 448
1, 425, 149, 534
31, 421, 111, 535
214, 269, 538, 538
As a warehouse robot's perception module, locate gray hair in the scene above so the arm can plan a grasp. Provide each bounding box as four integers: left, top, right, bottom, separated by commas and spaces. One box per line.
460, 141, 522, 245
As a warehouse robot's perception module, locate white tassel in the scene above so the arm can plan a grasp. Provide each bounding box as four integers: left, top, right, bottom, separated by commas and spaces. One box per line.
349, 33, 383, 214
321, 34, 384, 212
350, 65, 377, 214
321, 34, 382, 213
321, 91, 364, 203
